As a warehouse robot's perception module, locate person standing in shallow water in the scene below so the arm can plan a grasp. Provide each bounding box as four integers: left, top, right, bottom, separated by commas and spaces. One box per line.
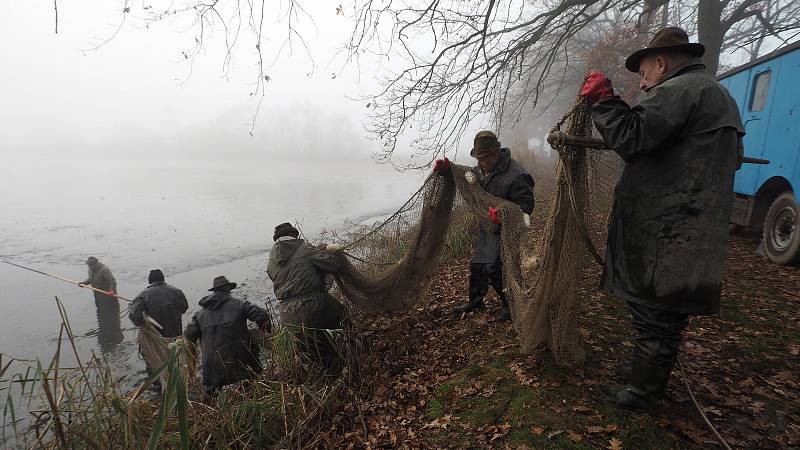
580, 27, 744, 409
184, 276, 271, 394
79, 256, 123, 353
433, 131, 535, 322
129, 269, 188, 390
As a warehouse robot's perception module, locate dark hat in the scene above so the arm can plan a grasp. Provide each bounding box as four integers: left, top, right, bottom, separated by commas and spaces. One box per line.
148, 269, 165, 283
209, 275, 237, 291
625, 27, 705, 73
86, 256, 99, 265
273, 222, 299, 241
470, 130, 501, 158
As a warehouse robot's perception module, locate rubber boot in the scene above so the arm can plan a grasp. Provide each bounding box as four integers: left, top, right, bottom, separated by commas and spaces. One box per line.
617, 361, 632, 381
453, 295, 485, 315
495, 295, 511, 322
600, 358, 672, 410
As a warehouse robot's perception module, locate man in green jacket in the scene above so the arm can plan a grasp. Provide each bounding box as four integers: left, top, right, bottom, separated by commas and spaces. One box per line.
581, 27, 744, 409
79, 256, 123, 353
267, 222, 345, 366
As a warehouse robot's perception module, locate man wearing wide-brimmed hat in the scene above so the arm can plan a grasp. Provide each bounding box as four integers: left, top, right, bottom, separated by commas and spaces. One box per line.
580, 27, 745, 409
434, 130, 535, 322
184, 275, 271, 393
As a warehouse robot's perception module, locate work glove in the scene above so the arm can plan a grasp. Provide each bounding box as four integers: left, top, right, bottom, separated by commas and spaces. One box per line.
432, 157, 451, 174
464, 171, 476, 184
325, 243, 344, 253
488, 207, 501, 225
523, 213, 531, 228
581, 71, 614, 104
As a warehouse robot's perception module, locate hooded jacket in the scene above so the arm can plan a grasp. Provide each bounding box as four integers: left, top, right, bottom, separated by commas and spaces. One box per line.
591, 58, 745, 315
183, 292, 270, 391
267, 238, 345, 329
471, 148, 535, 263
129, 281, 189, 338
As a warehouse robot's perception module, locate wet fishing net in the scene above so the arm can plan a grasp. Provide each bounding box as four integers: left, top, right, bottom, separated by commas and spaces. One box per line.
330, 96, 622, 367
135, 97, 622, 371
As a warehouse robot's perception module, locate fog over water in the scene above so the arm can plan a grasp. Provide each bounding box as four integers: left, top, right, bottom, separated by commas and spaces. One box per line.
0, 5, 437, 434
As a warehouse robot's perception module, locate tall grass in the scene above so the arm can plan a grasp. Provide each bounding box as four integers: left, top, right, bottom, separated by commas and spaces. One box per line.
1, 298, 364, 449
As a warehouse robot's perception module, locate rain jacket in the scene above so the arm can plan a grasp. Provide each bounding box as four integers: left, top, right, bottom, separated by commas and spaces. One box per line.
184, 292, 270, 392
591, 58, 744, 315
471, 148, 535, 263
129, 281, 189, 338
267, 238, 344, 329
83, 263, 117, 293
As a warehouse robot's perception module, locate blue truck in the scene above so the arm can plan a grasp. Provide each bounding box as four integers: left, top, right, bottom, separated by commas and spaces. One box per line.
719, 41, 800, 265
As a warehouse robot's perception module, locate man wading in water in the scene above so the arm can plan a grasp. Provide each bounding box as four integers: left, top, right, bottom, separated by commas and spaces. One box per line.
581, 27, 745, 409
79, 256, 123, 353
129, 269, 188, 392
184, 276, 271, 394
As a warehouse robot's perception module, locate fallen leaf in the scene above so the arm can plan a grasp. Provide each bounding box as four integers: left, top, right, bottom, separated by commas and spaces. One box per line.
530, 426, 545, 436
607, 437, 623, 450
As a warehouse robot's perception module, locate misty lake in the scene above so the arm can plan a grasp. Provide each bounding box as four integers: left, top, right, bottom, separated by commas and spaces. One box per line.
0, 157, 423, 392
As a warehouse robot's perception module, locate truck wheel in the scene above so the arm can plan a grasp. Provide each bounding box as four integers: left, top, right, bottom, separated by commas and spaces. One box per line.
762, 192, 800, 265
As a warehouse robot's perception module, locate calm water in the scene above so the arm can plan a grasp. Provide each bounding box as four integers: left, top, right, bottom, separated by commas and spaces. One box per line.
0, 157, 422, 437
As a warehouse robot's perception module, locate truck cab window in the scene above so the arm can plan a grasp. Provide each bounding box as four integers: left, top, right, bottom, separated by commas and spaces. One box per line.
749, 71, 771, 112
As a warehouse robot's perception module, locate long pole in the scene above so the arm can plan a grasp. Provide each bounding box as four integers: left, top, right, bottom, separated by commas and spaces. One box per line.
1, 260, 165, 330
546, 131, 770, 165
1, 259, 131, 302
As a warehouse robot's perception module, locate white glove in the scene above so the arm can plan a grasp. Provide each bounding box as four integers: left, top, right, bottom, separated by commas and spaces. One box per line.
523, 213, 531, 228
325, 243, 344, 253
465, 171, 476, 184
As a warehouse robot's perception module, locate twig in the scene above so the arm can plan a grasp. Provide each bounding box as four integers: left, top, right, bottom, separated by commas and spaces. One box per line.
53, 0, 58, 34
677, 356, 733, 450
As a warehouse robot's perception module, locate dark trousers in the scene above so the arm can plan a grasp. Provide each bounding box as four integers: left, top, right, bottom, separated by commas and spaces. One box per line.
469, 261, 506, 304
627, 301, 689, 396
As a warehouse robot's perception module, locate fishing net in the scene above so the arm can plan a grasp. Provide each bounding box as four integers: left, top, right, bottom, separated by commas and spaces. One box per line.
330, 96, 622, 367
136, 96, 622, 371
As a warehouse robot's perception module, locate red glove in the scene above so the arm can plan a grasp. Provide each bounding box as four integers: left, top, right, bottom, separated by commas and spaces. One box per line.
581, 71, 614, 104
488, 207, 501, 225
432, 157, 451, 174
106, 289, 116, 296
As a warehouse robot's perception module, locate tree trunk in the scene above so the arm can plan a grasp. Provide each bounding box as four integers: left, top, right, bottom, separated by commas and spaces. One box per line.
697, 0, 724, 74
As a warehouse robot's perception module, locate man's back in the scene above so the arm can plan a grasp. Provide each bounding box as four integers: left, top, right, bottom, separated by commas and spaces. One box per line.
130, 282, 188, 338
185, 292, 269, 391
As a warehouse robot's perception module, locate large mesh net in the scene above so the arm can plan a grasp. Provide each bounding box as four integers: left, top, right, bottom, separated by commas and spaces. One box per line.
137, 97, 623, 371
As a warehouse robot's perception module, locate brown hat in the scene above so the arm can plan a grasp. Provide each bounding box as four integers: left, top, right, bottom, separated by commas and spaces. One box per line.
470, 130, 501, 158
209, 275, 237, 291
625, 27, 705, 73
273, 222, 299, 241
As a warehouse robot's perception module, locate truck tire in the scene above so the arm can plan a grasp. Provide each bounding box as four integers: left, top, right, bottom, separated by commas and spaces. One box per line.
762, 191, 800, 266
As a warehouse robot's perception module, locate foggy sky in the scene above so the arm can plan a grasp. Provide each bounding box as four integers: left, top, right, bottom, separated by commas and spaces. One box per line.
0, 2, 399, 164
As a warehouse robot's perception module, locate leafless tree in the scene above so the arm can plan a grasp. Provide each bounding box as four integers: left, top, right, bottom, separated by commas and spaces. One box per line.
343, 0, 800, 165
80, 0, 315, 134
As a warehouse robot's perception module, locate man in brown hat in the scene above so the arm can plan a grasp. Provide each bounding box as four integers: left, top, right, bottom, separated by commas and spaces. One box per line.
435, 131, 534, 321
184, 275, 271, 393
267, 222, 346, 367
580, 27, 744, 409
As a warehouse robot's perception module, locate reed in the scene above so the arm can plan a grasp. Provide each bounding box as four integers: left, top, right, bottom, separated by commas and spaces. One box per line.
2, 299, 365, 449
